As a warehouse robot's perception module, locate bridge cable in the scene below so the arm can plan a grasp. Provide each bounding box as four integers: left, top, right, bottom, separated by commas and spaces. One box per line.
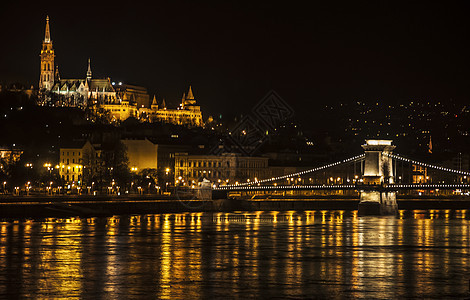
385, 153, 470, 177
222, 154, 365, 188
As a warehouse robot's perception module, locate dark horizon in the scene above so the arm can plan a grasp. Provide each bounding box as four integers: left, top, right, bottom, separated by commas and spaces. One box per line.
1, 2, 469, 121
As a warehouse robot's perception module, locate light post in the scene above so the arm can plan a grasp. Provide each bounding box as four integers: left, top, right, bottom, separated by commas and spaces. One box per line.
2, 181, 6, 194
165, 168, 171, 192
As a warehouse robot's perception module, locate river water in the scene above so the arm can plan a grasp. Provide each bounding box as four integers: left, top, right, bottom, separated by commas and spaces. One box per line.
0, 210, 469, 299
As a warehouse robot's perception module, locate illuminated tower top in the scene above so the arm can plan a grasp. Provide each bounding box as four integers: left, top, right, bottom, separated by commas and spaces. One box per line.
44, 16, 51, 43
39, 15, 55, 91
187, 86, 194, 100
183, 86, 196, 106
151, 95, 158, 109
87, 58, 92, 80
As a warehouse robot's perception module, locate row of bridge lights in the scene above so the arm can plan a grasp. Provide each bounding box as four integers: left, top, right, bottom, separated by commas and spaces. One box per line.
387, 153, 470, 176
393, 184, 470, 188
221, 154, 365, 189
216, 183, 470, 191
218, 185, 357, 190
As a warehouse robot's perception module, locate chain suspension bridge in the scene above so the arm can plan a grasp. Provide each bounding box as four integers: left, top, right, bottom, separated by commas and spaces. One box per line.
212, 140, 470, 215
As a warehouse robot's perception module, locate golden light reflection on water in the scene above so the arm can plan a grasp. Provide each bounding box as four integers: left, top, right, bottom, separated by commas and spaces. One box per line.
159, 214, 172, 299
0, 209, 468, 298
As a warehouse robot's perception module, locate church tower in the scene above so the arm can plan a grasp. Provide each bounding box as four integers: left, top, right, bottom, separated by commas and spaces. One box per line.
39, 16, 55, 91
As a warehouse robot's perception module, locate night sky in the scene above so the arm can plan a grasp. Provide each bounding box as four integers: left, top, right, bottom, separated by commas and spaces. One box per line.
1, 2, 469, 122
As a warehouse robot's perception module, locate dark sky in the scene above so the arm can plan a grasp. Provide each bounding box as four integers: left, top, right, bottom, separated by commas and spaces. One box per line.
1, 1, 469, 121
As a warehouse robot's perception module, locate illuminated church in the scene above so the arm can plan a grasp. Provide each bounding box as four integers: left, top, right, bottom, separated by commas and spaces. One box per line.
38, 16, 203, 126
39, 17, 117, 109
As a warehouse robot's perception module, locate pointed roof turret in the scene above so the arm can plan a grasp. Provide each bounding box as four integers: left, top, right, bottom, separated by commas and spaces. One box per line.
183, 86, 197, 106
186, 86, 194, 100
44, 16, 51, 43
151, 95, 158, 109
161, 98, 167, 109
86, 58, 92, 80
55, 65, 60, 81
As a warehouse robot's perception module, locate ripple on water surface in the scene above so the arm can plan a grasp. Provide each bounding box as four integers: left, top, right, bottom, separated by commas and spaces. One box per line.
0, 210, 469, 299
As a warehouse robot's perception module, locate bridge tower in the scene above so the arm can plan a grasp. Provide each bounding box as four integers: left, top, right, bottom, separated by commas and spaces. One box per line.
359, 139, 397, 215
361, 140, 396, 184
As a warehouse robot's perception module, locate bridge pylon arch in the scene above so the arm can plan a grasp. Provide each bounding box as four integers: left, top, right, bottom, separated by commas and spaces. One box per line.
359, 139, 397, 215
361, 139, 396, 184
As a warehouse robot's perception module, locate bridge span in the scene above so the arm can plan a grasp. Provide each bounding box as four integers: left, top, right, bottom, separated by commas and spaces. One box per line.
212, 139, 470, 215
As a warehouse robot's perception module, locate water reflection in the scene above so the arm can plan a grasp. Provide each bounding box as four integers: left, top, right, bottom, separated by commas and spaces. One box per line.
0, 210, 468, 298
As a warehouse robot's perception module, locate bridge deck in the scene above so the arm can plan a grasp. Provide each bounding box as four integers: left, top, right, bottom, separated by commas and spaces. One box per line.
215, 184, 470, 192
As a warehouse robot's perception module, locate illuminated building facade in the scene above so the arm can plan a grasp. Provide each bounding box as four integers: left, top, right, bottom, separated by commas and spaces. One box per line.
101, 101, 139, 122
140, 86, 203, 127
121, 138, 159, 171
174, 153, 268, 185
122, 138, 190, 175
412, 164, 429, 183
59, 141, 101, 184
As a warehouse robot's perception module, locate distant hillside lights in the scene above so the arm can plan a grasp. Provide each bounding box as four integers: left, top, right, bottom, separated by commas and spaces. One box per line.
37, 16, 203, 127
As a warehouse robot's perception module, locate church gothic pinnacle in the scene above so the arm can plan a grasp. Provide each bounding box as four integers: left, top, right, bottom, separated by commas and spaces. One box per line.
87, 58, 92, 80
39, 15, 55, 90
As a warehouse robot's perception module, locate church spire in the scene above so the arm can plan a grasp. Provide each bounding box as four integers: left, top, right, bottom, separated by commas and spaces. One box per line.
151, 95, 158, 109
39, 16, 55, 91
86, 58, 92, 80
186, 86, 194, 100
44, 16, 51, 43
